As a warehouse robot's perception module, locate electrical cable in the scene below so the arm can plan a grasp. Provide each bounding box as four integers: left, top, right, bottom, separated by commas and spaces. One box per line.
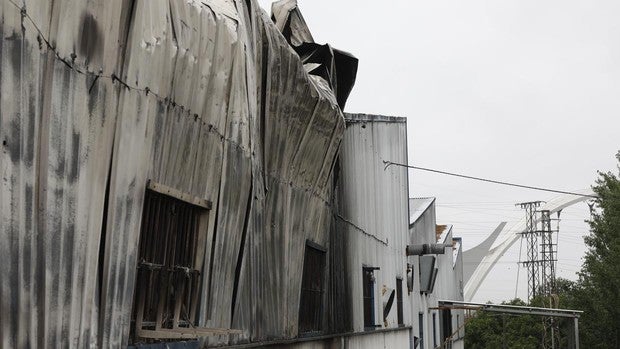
383, 160, 599, 199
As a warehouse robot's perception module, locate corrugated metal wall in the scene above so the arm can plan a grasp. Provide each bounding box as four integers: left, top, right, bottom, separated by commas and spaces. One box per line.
336, 114, 410, 333
0, 0, 345, 347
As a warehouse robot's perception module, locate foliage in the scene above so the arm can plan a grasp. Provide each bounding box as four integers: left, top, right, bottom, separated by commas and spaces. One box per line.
572, 150, 620, 348
465, 299, 543, 349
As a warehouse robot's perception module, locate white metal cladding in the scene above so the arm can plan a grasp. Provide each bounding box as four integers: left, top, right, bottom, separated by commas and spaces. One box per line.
337, 114, 410, 332
0, 0, 347, 347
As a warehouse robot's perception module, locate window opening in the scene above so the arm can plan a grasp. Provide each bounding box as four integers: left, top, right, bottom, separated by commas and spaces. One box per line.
363, 266, 379, 329
433, 312, 437, 348
396, 278, 404, 326
418, 313, 424, 348
298, 241, 327, 334
441, 309, 452, 344
131, 181, 212, 341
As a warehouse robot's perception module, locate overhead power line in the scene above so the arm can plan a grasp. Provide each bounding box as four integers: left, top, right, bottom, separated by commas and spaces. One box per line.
383, 161, 599, 199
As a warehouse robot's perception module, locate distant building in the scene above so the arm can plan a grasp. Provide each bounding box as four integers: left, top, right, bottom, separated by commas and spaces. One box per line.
408, 199, 465, 349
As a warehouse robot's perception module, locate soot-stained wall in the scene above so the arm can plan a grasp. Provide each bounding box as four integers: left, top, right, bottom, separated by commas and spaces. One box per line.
0, 0, 354, 347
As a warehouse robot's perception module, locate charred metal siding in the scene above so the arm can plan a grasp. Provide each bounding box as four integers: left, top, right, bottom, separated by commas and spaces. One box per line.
0, 0, 345, 347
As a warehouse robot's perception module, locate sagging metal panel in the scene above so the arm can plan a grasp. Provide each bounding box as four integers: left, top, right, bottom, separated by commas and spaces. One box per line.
0, 0, 356, 347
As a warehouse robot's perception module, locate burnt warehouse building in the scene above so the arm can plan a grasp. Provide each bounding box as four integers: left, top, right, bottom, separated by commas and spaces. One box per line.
0, 0, 465, 348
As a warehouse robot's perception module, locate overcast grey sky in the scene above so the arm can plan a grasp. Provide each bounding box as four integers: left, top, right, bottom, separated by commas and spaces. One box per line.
257, 0, 620, 302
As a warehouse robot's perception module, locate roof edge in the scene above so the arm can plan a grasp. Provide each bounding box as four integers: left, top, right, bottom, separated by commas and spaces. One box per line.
408, 197, 436, 227
344, 113, 406, 124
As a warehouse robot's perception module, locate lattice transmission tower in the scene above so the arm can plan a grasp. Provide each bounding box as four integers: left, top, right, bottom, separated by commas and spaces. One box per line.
516, 201, 543, 300
517, 203, 561, 349
539, 209, 558, 297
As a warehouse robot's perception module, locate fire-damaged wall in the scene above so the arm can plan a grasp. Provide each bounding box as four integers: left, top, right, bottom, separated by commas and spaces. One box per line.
0, 0, 357, 347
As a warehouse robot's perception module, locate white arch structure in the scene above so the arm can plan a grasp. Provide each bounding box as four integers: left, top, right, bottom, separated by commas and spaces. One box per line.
463, 189, 594, 301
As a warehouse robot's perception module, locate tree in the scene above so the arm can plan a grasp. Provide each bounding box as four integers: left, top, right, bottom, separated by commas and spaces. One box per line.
572, 150, 620, 348
464, 289, 581, 349
465, 299, 544, 349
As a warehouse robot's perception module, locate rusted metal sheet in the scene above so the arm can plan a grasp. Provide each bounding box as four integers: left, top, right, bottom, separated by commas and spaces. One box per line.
1, 0, 356, 348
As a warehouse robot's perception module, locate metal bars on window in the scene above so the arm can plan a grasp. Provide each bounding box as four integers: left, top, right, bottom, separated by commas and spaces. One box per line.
132, 185, 208, 339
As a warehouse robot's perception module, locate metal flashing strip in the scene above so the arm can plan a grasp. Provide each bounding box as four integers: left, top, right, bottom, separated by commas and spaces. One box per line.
344, 113, 407, 124
147, 180, 212, 210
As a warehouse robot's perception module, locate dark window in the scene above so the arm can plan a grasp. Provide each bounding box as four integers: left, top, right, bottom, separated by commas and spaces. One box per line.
363, 267, 377, 329
131, 182, 210, 340
299, 242, 327, 334
418, 313, 424, 348
441, 309, 453, 344
396, 278, 404, 325
433, 312, 437, 348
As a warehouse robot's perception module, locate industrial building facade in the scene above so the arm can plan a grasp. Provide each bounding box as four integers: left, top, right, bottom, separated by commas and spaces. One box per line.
0, 0, 465, 348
